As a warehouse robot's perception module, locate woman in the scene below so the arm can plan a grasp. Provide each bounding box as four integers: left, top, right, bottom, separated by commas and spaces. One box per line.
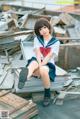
18, 18, 60, 106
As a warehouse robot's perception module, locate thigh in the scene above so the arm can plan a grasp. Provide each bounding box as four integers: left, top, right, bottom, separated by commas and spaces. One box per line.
32, 68, 41, 78
40, 64, 56, 81
27, 57, 39, 70
32, 66, 49, 78
39, 65, 49, 74
26, 57, 38, 67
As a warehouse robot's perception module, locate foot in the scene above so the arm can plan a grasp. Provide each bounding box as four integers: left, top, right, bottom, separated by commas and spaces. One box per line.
43, 97, 53, 107
18, 67, 28, 89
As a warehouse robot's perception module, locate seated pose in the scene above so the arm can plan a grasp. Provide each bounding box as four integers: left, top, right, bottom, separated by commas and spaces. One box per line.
18, 18, 60, 106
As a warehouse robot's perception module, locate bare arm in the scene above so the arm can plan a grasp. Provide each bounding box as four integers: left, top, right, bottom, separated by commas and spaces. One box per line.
42, 40, 60, 65
41, 50, 53, 65
34, 48, 42, 66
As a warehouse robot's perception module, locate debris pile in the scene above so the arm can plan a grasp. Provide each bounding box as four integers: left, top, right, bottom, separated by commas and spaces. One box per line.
0, 90, 38, 118
0, 3, 80, 107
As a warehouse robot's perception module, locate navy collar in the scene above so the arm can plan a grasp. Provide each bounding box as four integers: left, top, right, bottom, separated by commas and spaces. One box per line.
37, 36, 58, 47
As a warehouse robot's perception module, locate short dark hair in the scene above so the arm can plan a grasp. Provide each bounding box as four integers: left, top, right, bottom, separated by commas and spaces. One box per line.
34, 18, 51, 36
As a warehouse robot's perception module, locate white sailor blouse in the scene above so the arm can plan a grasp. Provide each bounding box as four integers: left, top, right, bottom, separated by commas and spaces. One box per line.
34, 36, 60, 64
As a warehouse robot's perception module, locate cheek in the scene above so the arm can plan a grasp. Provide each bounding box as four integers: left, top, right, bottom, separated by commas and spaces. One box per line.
39, 31, 43, 35
47, 29, 50, 33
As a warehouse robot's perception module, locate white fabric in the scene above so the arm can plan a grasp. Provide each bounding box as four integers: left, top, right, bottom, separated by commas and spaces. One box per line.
33, 37, 60, 64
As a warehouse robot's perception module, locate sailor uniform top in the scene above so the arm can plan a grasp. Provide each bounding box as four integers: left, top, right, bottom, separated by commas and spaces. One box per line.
33, 36, 60, 64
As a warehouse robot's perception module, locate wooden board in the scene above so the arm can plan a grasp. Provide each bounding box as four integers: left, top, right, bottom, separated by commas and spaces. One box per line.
13, 69, 69, 93
57, 43, 80, 69
0, 69, 14, 89
21, 14, 51, 29
0, 90, 38, 119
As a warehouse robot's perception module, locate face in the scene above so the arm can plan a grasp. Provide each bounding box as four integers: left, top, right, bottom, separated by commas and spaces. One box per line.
39, 26, 50, 37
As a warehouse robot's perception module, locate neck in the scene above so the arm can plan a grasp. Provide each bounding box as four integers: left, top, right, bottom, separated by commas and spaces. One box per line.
43, 34, 52, 41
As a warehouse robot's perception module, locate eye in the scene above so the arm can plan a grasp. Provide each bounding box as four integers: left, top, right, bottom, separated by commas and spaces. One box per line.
43, 26, 47, 28
39, 28, 42, 31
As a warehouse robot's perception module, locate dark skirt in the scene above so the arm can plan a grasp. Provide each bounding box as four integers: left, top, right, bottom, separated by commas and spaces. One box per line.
26, 57, 56, 81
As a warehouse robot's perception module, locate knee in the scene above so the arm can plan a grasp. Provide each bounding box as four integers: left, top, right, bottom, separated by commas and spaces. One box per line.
39, 66, 44, 74
28, 60, 38, 68
39, 66, 49, 75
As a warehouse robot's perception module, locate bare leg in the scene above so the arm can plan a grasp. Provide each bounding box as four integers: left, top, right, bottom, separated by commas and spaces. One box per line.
27, 60, 39, 79
39, 66, 52, 106
18, 60, 39, 89
39, 66, 50, 88
32, 68, 41, 78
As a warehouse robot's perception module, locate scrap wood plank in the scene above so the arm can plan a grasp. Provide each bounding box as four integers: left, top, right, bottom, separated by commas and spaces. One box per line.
60, 91, 80, 95
0, 90, 34, 108
0, 70, 8, 86
22, 14, 51, 29
0, 90, 38, 119
57, 37, 80, 41
53, 84, 73, 105
11, 109, 38, 119
53, 90, 69, 105
11, 101, 38, 118
0, 69, 14, 89
0, 90, 11, 97
32, 7, 45, 15
14, 76, 68, 93
21, 108, 38, 119
13, 66, 69, 93
0, 92, 29, 108
10, 101, 31, 115
58, 90, 80, 97
55, 65, 68, 76
0, 30, 33, 39
54, 90, 80, 105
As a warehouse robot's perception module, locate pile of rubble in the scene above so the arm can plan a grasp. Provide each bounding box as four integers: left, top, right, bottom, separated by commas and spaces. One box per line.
0, 4, 80, 113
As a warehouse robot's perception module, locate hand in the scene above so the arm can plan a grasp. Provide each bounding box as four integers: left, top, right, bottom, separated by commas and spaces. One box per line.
38, 62, 42, 67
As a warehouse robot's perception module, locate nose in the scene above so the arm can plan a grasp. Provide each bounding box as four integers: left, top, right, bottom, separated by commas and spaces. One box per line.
42, 28, 46, 32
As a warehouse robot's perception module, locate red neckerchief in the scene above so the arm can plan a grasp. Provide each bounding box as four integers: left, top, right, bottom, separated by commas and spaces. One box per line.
37, 36, 59, 57
40, 47, 51, 57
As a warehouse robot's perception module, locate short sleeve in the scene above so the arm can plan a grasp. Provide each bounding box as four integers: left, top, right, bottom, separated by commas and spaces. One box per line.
34, 37, 42, 49
51, 40, 60, 56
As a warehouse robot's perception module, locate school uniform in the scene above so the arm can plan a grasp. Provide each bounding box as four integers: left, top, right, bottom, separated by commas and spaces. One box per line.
27, 36, 60, 81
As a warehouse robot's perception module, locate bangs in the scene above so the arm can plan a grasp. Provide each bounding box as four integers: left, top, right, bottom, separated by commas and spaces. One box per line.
36, 22, 48, 30
34, 18, 51, 36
